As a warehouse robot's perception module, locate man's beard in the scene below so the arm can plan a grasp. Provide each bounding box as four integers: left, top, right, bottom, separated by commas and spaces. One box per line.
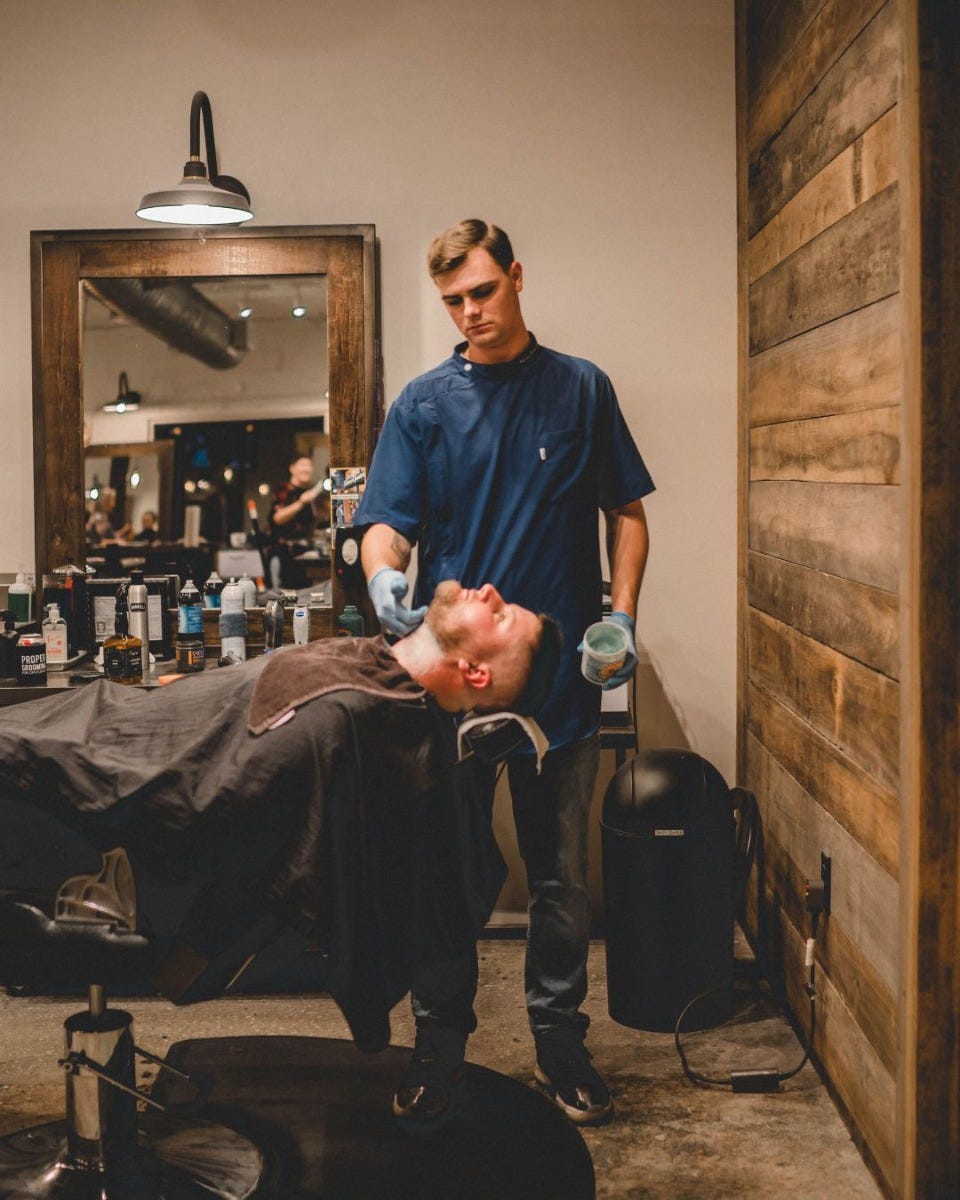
424, 580, 463, 652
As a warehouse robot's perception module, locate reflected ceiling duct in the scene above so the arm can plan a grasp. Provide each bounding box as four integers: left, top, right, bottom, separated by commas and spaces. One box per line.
87, 278, 248, 370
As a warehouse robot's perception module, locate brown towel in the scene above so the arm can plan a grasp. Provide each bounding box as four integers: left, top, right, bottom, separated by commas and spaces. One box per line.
247, 635, 425, 735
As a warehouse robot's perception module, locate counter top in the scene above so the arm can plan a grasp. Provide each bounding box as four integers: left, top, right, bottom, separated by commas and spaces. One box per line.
0, 660, 180, 706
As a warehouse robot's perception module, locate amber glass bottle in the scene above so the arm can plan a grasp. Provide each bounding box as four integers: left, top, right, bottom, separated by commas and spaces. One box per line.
103, 583, 143, 685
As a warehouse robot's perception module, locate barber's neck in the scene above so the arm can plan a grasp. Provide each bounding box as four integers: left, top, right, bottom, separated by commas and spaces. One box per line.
462, 327, 532, 366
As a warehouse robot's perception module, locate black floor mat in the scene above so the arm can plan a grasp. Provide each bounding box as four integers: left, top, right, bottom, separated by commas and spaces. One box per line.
154, 1035, 595, 1200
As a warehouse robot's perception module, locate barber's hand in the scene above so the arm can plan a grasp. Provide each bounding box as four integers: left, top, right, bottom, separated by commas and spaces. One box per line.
368, 567, 428, 636
599, 611, 638, 690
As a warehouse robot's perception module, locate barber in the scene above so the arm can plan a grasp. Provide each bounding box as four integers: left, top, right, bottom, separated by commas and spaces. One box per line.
355, 219, 654, 1128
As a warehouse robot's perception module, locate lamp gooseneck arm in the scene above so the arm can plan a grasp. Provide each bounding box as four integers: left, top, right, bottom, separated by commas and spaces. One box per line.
186, 89, 250, 202
187, 91, 218, 180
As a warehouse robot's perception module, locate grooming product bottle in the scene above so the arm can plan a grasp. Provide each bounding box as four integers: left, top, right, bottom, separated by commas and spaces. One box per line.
128, 570, 151, 670
293, 604, 309, 645
219, 577, 247, 662
238, 573, 258, 610
177, 575, 205, 673
178, 575, 203, 633
16, 634, 46, 686
42, 563, 88, 657
337, 605, 365, 637
42, 603, 68, 665
0, 611, 21, 679
103, 584, 143, 685
203, 570, 225, 609
8, 573, 32, 623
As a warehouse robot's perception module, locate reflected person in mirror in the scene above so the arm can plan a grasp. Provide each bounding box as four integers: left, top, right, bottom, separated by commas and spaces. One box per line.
85, 510, 117, 548
131, 510, 160, 544
355, 218, 655, 1128
116, 510, 159, 544
267, 455, 324, 589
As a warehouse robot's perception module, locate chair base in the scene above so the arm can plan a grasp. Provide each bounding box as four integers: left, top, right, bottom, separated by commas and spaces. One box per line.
0, 1112, 263, 1199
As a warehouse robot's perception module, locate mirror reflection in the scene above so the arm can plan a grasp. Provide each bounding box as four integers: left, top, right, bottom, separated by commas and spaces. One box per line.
82, 275, 330, 592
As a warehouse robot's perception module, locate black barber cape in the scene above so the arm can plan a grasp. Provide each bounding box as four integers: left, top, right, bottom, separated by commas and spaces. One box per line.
0, 637, 506, 1050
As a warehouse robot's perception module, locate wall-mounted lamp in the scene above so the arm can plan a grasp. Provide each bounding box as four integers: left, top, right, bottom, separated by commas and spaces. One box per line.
136, 91, 254, 225
102, 371, 141, 414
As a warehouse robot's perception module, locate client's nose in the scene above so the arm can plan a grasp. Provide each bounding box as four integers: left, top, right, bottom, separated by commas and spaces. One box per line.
477, 584, 502, 606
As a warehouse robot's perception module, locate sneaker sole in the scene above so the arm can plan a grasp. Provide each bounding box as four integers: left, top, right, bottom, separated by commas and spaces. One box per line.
533, 1065, 614, 1126
391, 1068, 465, 1131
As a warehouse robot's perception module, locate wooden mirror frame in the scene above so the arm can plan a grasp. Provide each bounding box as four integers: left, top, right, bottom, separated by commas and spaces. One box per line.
31, 225, 378, 583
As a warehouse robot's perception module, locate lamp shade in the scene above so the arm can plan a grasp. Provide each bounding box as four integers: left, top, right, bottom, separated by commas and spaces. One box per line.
137, 175, 254, 225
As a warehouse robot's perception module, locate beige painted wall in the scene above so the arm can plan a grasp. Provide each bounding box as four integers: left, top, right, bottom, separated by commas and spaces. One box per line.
0, 0, 736, 780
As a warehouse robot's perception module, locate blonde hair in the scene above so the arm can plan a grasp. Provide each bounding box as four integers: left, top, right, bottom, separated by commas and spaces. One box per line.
427, 219, 515, 278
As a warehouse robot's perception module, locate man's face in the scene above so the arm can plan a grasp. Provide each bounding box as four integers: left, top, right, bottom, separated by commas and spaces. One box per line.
427, 581, 541, 707
433, 248, 526, 363
290, 457, 314, 487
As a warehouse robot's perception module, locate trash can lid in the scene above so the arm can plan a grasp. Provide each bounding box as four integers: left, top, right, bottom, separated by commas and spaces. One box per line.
601, 748, 732, 836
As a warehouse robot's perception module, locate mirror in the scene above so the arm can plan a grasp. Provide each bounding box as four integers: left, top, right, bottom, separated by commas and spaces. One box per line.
82, 275, 329, 570
84, 437, 175, 546
32, 226, 378, 608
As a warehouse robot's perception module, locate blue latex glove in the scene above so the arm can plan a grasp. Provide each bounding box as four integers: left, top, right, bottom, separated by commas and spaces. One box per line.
368, 567, 428, 636
598, 611, 638, 690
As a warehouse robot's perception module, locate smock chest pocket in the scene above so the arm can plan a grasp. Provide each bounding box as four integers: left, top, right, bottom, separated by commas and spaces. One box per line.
536, 428, 587, 500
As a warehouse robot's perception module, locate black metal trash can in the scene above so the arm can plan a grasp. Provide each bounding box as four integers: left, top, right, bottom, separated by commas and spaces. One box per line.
601, 748, 735, 1032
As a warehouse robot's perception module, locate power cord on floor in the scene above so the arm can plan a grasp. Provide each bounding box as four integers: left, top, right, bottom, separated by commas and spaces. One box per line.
673, 868, 824, 1093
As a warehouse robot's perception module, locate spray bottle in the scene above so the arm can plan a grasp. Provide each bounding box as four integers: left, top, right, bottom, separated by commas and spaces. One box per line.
219, 577, 247, 663
238, 573, 258, 610
203, 569, 225, 609
128, 570, 151, 672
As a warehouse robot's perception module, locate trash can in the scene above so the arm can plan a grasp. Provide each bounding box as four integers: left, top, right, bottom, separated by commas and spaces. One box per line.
601, 748, 735, 1032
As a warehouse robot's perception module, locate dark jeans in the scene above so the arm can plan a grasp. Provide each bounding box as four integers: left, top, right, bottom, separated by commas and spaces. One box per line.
411, 734, 600, 1041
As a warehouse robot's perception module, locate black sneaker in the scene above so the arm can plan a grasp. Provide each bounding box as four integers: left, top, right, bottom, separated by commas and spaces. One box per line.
534, 1031, 613, 1125
392, 1024, 466, 1127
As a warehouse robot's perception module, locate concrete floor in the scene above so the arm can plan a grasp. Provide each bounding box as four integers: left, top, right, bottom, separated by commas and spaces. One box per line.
0, 939, 883, 1199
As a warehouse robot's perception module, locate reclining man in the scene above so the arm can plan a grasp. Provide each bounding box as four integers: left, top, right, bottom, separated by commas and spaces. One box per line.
0, 580, 561, 1053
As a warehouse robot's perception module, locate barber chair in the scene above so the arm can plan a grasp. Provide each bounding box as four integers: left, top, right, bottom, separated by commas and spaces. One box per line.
0, 848, 265, 1199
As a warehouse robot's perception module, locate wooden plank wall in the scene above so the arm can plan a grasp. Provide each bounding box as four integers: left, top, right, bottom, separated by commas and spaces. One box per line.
898, 5, 960, 1196
739, 2, 901, 1190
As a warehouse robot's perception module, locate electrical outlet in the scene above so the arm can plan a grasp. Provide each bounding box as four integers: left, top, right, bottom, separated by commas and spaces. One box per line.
820, 853, 832, 915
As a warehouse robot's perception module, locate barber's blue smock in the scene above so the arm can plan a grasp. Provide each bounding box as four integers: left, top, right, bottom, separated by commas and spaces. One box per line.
355, 337, 655, 748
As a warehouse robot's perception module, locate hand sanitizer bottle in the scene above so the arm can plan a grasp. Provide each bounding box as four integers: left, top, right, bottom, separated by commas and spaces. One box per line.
42, 603, 68, 664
